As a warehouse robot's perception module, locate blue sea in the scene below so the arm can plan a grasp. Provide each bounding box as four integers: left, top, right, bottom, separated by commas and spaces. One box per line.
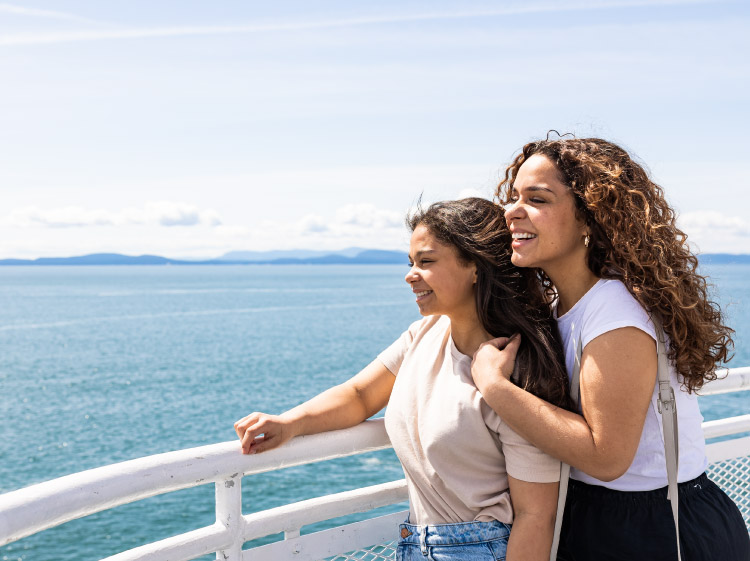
1, 264, 748, 561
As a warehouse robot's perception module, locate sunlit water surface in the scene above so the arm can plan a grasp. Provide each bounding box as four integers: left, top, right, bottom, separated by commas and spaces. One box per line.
1, 264, 747, 560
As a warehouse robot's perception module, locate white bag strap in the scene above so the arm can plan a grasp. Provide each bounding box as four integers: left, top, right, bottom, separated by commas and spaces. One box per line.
549, 335, 581, 561
654, 320, 681, 560
550, 322, 680, 561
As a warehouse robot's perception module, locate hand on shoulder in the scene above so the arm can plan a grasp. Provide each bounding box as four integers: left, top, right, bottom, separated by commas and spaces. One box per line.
470, 334, 521, 395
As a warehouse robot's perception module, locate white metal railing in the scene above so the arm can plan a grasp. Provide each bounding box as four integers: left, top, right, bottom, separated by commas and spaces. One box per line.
1, 368, 749, 561
0, 419, 401, 560
699, 366, 750, 395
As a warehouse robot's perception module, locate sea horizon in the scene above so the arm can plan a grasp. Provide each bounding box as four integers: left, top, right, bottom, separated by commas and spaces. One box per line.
1, 249, 749, 266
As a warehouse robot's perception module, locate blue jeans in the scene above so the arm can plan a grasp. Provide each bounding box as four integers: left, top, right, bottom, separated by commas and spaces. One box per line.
396, 519, 510, 560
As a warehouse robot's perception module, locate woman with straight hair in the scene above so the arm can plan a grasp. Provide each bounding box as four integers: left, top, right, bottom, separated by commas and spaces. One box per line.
471, 137, 750, 560
235, 197, 572, 560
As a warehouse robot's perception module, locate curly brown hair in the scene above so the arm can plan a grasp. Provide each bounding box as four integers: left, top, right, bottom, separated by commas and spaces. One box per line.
497, 137, 734, 392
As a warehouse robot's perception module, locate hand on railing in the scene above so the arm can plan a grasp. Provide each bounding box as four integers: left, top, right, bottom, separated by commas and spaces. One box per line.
234, 412, 297, 455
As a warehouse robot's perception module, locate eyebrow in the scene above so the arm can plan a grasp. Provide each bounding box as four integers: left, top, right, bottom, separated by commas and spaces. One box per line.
408, 249, 437, 260
512, 185, 556, 195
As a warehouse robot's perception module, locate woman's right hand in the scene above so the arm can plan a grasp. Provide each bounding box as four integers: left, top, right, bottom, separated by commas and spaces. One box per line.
234, 412, 297, 455
471, 333, 521, 396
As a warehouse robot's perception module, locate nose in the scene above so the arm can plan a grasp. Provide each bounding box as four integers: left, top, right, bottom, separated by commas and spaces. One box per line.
504, 199, 524, 223
405, 266, 418, 284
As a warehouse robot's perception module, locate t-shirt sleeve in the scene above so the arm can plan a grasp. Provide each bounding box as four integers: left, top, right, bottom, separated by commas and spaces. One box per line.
581, 282, 656, 347
496, 421, 561, 483
377, 318, 424, 376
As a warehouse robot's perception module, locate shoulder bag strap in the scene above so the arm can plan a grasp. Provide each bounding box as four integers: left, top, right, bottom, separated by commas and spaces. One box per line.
655, 320, 681, 560
549, 334, 582, 561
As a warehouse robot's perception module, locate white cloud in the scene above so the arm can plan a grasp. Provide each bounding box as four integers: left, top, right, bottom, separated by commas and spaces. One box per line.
0, 201, 412, 259
4, 202, 222, 229
141, 202, 222, 227
678, 211, 750, 254
679, 212, 750, 236
297, 214, 329, 234
335, 204, 402, 229
0, 0, 709, 46
293, 204, 404, 240
0, 3, 99, 23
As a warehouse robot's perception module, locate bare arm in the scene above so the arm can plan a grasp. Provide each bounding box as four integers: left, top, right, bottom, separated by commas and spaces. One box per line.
506, 476, 558, 561
234, 359, 395, 454
472, 328, 656, 481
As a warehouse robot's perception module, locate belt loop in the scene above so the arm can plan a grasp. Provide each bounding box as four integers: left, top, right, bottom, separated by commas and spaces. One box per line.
420, 525, 428, 556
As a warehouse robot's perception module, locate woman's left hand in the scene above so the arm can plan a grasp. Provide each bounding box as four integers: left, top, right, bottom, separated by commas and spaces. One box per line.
471, 334, 521, 394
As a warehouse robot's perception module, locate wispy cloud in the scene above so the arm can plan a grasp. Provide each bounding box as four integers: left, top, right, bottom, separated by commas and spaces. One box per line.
679, 211, 750, 237
4, 202, 222, 228
678, 211, 750, 254
0, 202, 411, 259
0, 0, 712, 46
0, 3, 99, 24
296, 204, 403, 236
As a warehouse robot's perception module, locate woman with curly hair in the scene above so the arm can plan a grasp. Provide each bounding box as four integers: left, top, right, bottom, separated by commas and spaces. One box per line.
471, 137, 750, 560
236, 198, 573, 560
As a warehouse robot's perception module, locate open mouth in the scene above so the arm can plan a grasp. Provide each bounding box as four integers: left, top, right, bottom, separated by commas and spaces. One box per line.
511, 232, 537, 247
414, 290, 433, 301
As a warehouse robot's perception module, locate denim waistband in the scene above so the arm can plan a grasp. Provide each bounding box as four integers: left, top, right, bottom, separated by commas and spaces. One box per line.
398, 519, 511, 546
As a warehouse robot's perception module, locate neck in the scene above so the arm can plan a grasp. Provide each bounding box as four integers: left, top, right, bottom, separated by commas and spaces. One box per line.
449, 311, 491, 357
547, 264, 600, 316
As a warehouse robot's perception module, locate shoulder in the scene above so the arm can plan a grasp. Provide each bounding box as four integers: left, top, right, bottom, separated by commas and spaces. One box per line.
578, 280, 656, 346
378, 315, 448, 375
586, 278, 636, 304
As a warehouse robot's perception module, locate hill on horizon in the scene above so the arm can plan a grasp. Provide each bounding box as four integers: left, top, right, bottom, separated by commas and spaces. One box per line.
1, 250, 748, 266
0, 248, 409, 266
218, 247, 367, 261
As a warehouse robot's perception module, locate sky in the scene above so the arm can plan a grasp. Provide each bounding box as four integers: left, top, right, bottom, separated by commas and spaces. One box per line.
1, 0, 749, 259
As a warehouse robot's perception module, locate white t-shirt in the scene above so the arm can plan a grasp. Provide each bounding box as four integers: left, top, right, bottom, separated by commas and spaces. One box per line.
556, 279, 707, 491
379, 315, 560, 525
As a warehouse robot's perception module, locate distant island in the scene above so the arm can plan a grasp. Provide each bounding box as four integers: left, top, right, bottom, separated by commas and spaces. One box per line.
0, 250, 748, 266
0, 248, 410, 266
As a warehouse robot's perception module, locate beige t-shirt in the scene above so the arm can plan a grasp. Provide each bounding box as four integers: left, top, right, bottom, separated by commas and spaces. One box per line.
379, 315, 560, 525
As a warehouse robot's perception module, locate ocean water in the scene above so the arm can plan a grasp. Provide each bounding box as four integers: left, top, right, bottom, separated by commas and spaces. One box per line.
1, 264, 748, 561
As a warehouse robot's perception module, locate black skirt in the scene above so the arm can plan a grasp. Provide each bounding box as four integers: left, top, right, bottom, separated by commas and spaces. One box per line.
557, 473, 750, 561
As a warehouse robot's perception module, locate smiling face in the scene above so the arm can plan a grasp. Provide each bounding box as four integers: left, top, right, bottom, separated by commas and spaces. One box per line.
405, 224, 477, 320
504, 154, 590, 281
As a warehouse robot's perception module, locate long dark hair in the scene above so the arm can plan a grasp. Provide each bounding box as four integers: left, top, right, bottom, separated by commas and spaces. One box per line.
408, 197, 573, 410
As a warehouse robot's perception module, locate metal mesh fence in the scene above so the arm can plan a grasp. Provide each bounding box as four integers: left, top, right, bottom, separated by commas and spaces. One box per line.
707, 453, 750, 532
325, 454, 750, 560
326, 541, 397, 561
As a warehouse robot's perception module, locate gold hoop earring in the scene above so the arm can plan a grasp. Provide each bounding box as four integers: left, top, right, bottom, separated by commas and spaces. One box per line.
584, 235, 590, 247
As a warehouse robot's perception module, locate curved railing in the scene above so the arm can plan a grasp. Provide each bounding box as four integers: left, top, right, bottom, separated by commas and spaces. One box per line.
1, 367, 749, 561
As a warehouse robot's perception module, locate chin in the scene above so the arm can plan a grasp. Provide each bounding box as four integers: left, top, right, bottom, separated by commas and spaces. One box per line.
510, 252, 528, 267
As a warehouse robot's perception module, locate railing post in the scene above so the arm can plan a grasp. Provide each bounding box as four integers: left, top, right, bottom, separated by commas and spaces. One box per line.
215, 473, 243, 561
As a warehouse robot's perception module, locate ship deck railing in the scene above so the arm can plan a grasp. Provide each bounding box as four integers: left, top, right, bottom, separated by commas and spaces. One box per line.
1, 367, 749, 561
